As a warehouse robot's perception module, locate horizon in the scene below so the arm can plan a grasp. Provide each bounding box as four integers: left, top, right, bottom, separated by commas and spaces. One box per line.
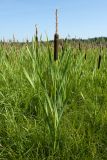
1, 36, 107, 43
0, 0, 107, 41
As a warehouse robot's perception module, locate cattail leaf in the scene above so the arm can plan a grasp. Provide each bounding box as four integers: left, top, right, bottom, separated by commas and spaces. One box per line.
23, 68, 35, 90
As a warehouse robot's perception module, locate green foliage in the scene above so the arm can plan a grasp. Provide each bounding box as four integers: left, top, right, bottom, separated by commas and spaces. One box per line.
0, 39, 107, 160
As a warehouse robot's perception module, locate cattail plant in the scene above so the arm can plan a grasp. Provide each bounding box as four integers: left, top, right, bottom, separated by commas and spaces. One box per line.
54, 9, 59, 61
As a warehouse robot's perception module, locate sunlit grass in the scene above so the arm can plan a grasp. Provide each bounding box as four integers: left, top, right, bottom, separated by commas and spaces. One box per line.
0, 39, 107, 160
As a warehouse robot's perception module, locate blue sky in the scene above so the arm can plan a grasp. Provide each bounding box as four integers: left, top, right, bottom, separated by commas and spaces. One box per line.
0, 0, 107, 41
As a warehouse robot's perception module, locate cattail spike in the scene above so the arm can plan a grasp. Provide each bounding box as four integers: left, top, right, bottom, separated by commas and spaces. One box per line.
54, 9, 59, 61
56, 9, 58, 33
35, 25, 38, 38
13, 34, 15, 42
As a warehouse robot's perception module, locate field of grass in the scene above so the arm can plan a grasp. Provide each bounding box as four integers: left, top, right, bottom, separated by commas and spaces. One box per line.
0, 38, 107, 160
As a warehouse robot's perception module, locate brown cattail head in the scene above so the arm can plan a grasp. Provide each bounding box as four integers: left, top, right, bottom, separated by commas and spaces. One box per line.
84, 53, 86, 60
79, 41, 81, 51
84, 46, 87, 60
54, 9, 59, 61
35, 25, 38, 42
97, 44, 102, 69
98, 54, 102, 69
54, 33, 59, 61
100, 43, 104, 53
35, 25, 39, 54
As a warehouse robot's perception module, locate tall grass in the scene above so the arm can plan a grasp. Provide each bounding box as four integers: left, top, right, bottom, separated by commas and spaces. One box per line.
0, 39, 107, 160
